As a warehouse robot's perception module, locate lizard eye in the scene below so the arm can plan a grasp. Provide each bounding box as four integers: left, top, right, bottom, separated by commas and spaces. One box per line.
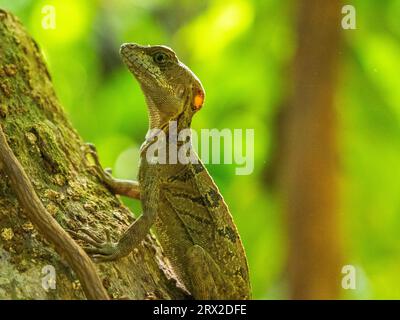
153, 52, 167, 65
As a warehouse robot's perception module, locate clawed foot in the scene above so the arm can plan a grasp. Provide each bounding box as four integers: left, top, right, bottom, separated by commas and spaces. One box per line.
83, 143, 116, 188
68, 228, 122, 262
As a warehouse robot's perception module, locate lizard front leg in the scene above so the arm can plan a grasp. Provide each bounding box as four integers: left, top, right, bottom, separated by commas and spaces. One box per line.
71, 201, 157, 262
70, 181, 159, 262
84, 143, 140, 199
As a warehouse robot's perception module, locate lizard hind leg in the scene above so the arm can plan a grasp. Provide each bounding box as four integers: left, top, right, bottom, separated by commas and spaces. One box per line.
185, 245, 234, 300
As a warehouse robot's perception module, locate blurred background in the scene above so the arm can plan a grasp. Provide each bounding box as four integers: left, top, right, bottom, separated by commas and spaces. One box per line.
1, 0, 399, 299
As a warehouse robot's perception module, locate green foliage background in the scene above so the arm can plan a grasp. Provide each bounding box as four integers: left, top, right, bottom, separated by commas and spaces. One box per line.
1, 0, 400, 299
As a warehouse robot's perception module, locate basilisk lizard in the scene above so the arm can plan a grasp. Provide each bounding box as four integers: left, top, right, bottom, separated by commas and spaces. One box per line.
75, 43, 251, 299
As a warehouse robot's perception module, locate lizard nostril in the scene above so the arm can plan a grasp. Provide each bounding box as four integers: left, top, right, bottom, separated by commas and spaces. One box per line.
120, 43, 139, 55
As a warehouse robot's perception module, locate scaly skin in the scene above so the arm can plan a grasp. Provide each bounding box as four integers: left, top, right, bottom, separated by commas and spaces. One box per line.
76, 43, 251, 299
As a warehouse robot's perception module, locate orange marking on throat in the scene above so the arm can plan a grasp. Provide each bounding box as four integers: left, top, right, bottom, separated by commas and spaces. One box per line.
193, 91, 204, 110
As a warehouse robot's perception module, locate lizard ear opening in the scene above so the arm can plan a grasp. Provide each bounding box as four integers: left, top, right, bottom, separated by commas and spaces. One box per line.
192, 88, 205, 111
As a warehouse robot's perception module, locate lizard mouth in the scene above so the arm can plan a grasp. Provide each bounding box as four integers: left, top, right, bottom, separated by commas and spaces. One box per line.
120, 43, 161, 87
120, 43, 142, 73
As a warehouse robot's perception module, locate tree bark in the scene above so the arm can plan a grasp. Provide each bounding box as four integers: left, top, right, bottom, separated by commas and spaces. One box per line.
282, 0, 343, 299
0, 9, 188, 300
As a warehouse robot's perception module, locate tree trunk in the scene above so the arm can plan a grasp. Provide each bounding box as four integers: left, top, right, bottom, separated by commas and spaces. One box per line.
282, 0, 343, 299
0, 10, 187, 300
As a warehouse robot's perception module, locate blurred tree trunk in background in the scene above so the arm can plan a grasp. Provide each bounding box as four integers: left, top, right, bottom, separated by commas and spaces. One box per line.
0, 10, 187, 300
281, 0, 343, 299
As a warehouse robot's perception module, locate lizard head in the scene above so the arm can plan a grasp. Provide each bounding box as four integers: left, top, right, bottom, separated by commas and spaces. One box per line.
120, 43, 205, 129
